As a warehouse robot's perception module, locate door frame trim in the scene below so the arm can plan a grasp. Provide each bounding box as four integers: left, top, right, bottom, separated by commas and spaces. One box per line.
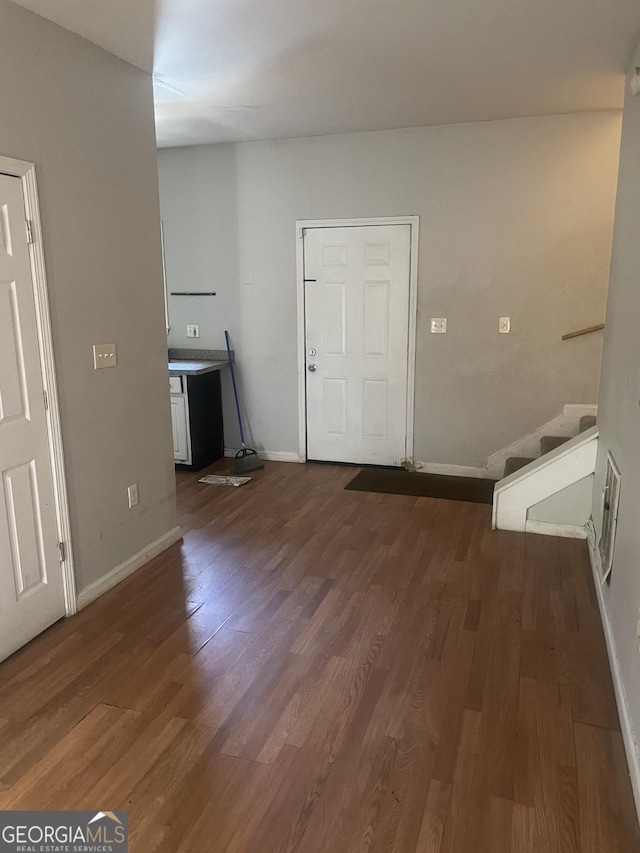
295, 216, 420, 465
0, 155, 77, 616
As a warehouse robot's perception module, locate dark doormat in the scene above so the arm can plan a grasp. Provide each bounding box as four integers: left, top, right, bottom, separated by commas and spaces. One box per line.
345, 468, 497, 504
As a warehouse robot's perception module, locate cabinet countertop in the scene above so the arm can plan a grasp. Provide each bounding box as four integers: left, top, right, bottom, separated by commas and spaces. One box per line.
168, 360, 229, 376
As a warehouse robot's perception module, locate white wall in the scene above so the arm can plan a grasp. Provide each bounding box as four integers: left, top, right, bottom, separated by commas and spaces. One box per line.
0, 1, 178, 591
592, 40, 640, 785
159, 112, 621, 465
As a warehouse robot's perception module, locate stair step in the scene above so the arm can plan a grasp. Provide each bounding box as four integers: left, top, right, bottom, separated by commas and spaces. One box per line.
540, 435, 571, 455
579, 415, 597, 433
504, 457, 536, 477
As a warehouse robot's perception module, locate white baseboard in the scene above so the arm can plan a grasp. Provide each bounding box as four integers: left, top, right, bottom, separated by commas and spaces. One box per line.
585, 518, 640, 821
524, 519, 587, 539
76, 525, 183, 610
414, 460, 492, 479
224, 448, 304, 463
260, 451, 304, 463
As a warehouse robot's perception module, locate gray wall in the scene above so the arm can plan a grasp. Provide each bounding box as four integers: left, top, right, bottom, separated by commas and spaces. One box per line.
0, 1, 178, 591
160, 144, 239, 345
592, 40, 640, 773
159, 112, 621, 466
528, 475, 594, 526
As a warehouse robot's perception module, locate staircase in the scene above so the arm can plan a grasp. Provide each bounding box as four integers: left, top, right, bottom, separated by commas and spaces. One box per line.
492, 418, 599, 538
503, 415, 597, 477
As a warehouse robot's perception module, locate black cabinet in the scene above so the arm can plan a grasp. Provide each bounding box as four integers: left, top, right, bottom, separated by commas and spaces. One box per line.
171, 370, 224, 471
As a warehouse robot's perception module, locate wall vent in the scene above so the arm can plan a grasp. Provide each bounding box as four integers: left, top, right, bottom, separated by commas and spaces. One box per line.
598, 452, 621, 582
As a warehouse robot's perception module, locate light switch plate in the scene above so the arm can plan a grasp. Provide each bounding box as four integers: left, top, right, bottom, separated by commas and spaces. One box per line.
128, 483, 139, 508
242, 268, 254, 286
93, 344, 117, 369
430, 318, 447, 334
186, 324, 199, 338
499, 317, 511, 334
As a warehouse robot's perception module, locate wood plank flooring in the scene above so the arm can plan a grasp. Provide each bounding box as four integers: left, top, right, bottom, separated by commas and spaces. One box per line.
0, 460, 638, 851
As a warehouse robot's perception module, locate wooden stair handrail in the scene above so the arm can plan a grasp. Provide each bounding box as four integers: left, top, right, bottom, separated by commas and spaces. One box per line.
562, 323, 604, 341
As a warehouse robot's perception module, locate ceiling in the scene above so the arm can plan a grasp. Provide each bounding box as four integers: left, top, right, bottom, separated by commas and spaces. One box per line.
12, 0, 640, 148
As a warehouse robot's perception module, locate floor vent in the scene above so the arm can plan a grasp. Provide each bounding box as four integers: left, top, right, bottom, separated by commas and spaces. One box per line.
599, 452, 621, 582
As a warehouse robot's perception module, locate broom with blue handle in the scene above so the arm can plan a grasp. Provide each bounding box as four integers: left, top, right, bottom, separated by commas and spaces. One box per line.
225, 330, 264, 474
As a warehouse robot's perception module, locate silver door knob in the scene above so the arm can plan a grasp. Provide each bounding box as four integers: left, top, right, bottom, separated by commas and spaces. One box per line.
308, 364, 317, 372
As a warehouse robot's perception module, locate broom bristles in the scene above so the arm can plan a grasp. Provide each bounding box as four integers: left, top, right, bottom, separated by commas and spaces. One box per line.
233, 447, 264, 474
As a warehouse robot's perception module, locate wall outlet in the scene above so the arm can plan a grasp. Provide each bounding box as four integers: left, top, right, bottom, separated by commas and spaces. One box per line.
499, 317, 511, 334
127, 483, 139, 509
186, 324, 199, 338
93, 344, 117, 369
430, 318, 447, 334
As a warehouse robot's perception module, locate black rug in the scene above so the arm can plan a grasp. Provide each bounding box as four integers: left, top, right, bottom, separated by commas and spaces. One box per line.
345, 468, 496, 504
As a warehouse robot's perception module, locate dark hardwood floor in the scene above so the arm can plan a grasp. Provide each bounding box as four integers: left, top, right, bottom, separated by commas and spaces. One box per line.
0, 460, 638, 851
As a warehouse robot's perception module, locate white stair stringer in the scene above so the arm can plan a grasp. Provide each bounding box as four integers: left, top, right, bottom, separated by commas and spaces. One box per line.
492, 426, 598, 534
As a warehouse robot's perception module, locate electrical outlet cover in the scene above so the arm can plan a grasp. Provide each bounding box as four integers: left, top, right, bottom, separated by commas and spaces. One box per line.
93, 344, 117, 369
430, 318, 447, 334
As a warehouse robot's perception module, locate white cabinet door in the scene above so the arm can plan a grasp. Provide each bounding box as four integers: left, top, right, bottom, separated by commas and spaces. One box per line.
0, 174, 66, 662
304, 224, 411, 466
171, 394, 190, 463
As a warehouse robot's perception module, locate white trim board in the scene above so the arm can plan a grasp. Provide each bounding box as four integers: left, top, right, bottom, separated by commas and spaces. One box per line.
296, 216, 419, 466
585, 518, 640, 821
76, 525, 183, 610
0, 154, 77, 616
414, 460, 492, 479
224, 449, 304, 463
524, 519, 587, 539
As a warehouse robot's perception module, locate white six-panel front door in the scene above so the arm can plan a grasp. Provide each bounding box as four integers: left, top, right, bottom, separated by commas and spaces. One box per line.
304, 224, 411, 466
0, 173, 66, 662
